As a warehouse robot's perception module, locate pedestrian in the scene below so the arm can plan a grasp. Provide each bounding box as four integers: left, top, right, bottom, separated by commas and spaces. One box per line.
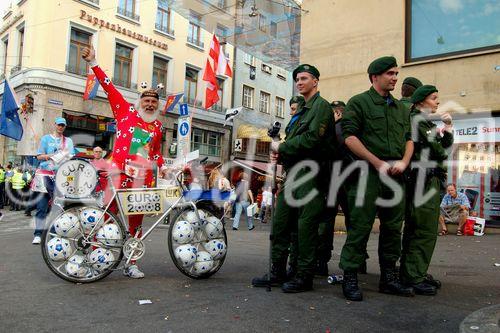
252, 64, 336, 293
340, 56, 415, 301
400, 84, 453, 296
208, 166, 231, 191
258, 186, 272, 223
82, 44, 169, 278
439, 183, 470, 236
289, 95, 304, 116
32, 117, 75, 244
11, 166, 25, 211
4, 163, 13, 207
0, 164, 5, 209
400, 77, 423, 110
232, 172, 255, 231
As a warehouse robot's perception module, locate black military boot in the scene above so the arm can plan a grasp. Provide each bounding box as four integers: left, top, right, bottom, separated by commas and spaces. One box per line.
379, 265, 415, 297
424, 273, 442, 289
358, 261, 367, 274
410, 281, 437, 296
281, 274, 313, 293
315, 260, 329, 276
286, 264, 297, 280
342, 271, 363, 301
252, 263, 287, 288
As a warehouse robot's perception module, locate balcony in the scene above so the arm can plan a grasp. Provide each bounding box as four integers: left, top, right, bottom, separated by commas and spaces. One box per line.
155, 23, 174, 36
191, 142, 221, 157
66, 64, 88, 77
187, 36, 204, 49
185, 96, 202, 108
10, 65, 21, 75
117, 6, 140, 22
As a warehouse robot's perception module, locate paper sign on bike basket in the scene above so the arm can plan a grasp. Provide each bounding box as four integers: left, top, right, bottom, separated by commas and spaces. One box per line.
118, 190, 166, 215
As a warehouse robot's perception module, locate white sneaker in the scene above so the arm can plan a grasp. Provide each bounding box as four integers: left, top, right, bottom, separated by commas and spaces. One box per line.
32, 236, 41, 245
123, 265, 145, 279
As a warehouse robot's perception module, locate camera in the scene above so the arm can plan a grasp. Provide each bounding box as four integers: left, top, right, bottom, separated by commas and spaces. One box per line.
267, 121, 281, 140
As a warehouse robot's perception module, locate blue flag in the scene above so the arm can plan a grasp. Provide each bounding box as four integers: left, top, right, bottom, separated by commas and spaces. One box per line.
0, 79, 23, 141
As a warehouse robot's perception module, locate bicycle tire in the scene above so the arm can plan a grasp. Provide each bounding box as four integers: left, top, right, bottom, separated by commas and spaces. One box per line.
41, 203, 126, 283
168, 205, 227, 279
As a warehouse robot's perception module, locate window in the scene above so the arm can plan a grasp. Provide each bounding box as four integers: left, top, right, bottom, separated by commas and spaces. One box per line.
270, 21, 277, 38
17, 28, 24, 68
188, 21, 203, 47
113, 44, 133, 88
191, 128, 221, 157
2, 37, 8, 75
259, 91, 270, 114
152, 56, 168, 97
242, 85, 254, 109
117, 0, 139, 21
155, 0, 172, 35
406, 0, 500, 62
244, 53, 255, 66
275, 97, 285, 118
68, 28, 91, 76
184, 67, 199, 106
216, 24, 228, 39
212, 77, 225, 112
216, 0, 226, 9
258, 14, 267, 32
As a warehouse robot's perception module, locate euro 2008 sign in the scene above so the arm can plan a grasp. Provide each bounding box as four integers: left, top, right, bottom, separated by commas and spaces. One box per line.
118, 190, 166, 215
55, 160, 98, 199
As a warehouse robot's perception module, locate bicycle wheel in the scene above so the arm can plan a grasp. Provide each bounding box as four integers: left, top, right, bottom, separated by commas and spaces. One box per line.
41, 203, 126, 283
168, 205, 228, 279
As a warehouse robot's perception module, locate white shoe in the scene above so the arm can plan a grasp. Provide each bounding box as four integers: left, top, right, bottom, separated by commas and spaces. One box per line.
32, 236, 41, 245
123, 265, 145, 279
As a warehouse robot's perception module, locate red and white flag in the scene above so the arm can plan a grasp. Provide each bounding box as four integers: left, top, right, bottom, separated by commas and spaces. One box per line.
217, 48, 233, 78
203, 59, 219, 109
209, 34, 220, 72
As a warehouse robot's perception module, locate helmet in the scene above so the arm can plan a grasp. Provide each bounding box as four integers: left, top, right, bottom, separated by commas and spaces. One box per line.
174, 244, 198, 268
172, 220, 194, 244
96, 224, 123, 246
204, 239, 227, 260
47, 237, 73, 261
193, 251, 214, 274
88, 247, 115, 271
54, 212, 80, 238
65, 254, 89, 277
204, 216, 223, 239
79, 208, 103, 232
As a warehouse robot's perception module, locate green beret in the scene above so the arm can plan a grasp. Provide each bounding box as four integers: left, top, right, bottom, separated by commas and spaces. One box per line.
403, 77, 423, 89
293, 64, 320, 81
367, 56, 398, 75
330, 100, 346, 108
289, 96, 305, 106
411, 85, 438, 104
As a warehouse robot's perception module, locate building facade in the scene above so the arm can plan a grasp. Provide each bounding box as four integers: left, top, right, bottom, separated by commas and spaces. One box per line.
300, 0, 500, 225
0, 0, 234, 166
231, 48, 294, 163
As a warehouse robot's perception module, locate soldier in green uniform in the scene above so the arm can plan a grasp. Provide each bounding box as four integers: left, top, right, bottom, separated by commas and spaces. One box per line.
252, 64, 336, 293
400, 77, 423, 110
340, 56, 415, 301
400, 85, 453, 295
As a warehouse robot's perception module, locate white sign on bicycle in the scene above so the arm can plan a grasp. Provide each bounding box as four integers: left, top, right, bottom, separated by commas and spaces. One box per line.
118, 190, 166, 215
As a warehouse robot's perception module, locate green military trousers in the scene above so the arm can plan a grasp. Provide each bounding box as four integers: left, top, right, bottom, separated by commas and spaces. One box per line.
339, 168, 406, 271
400, 176, 441, 284
271, 174, 326, 278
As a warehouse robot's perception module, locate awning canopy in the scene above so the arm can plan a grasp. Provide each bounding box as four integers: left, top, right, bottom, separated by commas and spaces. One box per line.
237, 125, 271, 142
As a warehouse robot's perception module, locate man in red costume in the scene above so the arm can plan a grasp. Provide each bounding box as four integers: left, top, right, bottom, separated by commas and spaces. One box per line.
82, 45, 168, 278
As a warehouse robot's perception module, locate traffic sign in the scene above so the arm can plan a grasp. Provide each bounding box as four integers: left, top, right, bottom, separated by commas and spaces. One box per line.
179, 120, 190, 137
179, 103, 189, 116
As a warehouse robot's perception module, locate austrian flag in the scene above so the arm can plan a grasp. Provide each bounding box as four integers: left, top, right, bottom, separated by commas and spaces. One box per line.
203, 59, 219, 109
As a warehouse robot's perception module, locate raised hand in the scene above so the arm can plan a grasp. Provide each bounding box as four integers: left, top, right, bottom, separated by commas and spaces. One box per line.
81, 45, 96, 63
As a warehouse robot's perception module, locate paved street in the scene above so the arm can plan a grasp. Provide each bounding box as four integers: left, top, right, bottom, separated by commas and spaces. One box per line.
0, 211, 499, 333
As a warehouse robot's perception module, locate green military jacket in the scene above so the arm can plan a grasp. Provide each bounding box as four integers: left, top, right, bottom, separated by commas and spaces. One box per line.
342, 86, 411, 160
279, 92, 335, 170
400, 97, 412, 110
410, 108, 453, 170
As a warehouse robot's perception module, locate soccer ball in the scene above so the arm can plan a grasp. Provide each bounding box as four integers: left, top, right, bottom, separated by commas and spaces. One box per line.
172, 220, 194, 244
204, 216, 223, 239
140, 81, 148, 89
156, 83, 164, 90
79, 208, 103, 232
88, 247, 115, 271
204, 239, 227, 260
65, 254, 89, 278
193, 251, 214, 274
54, 212, 80, 238
174, 244, 198, 268
47, 237, 73, 261
185, 210, 205, 231
96, 224, 123, 246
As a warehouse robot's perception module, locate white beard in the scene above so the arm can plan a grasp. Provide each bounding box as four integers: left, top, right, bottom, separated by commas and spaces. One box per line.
138, 108, 160, 123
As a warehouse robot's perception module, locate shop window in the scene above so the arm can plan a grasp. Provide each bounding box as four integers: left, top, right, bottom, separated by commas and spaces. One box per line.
406, 0, 500, 62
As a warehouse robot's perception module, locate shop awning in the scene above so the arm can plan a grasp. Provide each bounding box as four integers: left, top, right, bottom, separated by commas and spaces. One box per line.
234, 159, 283, 178
237, 125, 272, 142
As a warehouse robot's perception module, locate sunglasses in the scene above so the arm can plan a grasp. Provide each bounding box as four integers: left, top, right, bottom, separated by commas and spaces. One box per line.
56, 124, 66, 127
